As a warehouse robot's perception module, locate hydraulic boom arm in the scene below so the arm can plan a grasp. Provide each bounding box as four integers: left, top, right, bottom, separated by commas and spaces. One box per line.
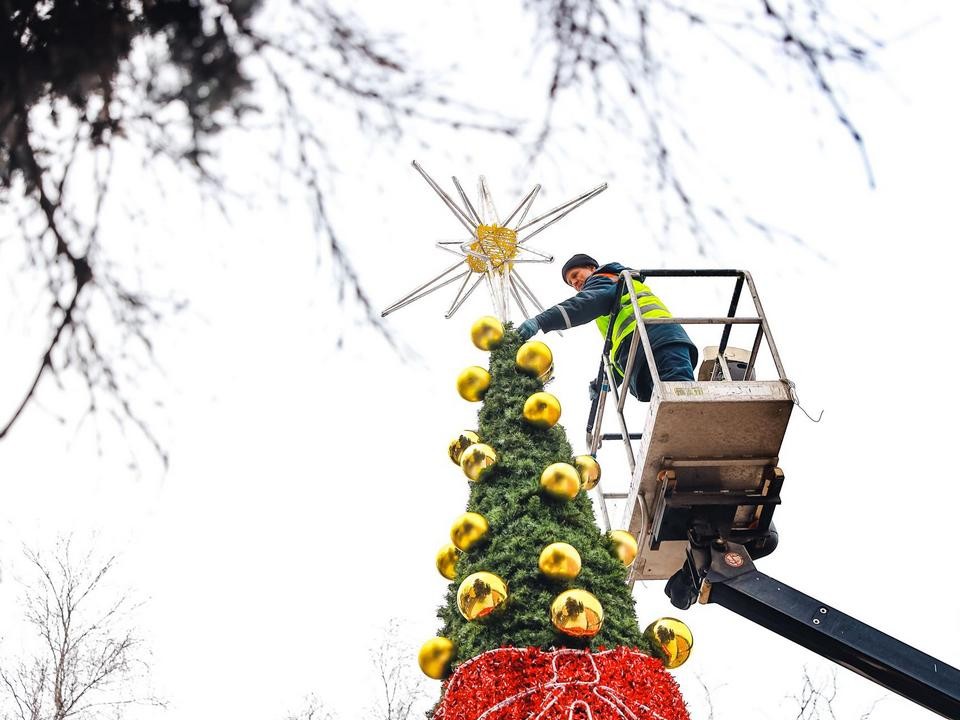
668, 541, 960, 719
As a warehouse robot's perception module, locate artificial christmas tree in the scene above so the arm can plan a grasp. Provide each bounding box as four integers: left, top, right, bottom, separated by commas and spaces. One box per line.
386, 165, 690, 719
421, 321, 690, 720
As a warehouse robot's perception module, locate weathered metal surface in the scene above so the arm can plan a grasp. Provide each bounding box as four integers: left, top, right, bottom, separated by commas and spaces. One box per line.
624, 380, 793, 581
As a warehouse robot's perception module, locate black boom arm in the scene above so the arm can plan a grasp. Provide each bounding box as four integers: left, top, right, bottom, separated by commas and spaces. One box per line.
669, 542, 960, 718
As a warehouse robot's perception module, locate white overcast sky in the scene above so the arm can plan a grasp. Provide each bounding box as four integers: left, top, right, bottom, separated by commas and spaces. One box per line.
2, 1, 959, 719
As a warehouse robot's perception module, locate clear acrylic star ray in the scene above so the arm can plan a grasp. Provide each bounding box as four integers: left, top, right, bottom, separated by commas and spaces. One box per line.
381, 161, 607, 322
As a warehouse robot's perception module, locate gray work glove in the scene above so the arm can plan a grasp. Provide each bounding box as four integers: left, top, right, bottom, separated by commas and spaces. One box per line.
518, 318, 540, 340
589, 378, 601, 401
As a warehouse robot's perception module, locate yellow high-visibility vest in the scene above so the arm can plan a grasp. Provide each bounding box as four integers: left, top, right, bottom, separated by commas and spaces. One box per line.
595, 279, 672, 377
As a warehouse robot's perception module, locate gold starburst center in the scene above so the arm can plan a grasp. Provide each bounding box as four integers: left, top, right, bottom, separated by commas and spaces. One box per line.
466, 224, 518, 273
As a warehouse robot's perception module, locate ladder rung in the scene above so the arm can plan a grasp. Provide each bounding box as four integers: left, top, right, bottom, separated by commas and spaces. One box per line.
600, 433, 643, 440
644, 317, 761, 325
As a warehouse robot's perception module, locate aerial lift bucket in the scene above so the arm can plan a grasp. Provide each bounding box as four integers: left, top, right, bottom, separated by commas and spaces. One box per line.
586, 269, 793, 582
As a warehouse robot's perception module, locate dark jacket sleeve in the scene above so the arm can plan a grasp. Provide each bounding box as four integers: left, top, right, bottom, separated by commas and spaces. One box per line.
534, 277, 619, 334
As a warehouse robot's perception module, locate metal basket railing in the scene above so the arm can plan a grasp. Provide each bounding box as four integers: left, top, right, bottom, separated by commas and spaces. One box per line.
586, 269, 791, 529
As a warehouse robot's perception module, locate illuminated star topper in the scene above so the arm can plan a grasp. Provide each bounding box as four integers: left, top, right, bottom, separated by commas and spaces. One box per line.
381, 161, 606, 322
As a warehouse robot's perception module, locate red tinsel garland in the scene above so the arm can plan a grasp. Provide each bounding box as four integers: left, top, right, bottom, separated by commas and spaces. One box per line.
434, 647, 689, 720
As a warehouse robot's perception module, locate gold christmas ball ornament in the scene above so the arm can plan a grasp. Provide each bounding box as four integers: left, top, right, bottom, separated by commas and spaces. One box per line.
471, 316, 505, 351
540, 463, 581, 500
550, 589, 604, 637
515, 341, 554, 378
457, 571, 508, 620
418, 636, 455, 679
450, 512, 489, 551
435, 543, 460, 580
523, 392, 561, 428
448, 431, 481, 465
644, 617, 693, 669
538, 542, 582, 580
609, 530, 639, 566
456, 366, 491, 402
460, 443, 498, 482
574, 455, 601, 491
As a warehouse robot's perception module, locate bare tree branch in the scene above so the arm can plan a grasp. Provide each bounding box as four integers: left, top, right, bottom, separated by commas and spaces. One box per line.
694, 672, 719, 720
1, 0, 878, 460
0, 0, 514, 454
523, 0, 880, 251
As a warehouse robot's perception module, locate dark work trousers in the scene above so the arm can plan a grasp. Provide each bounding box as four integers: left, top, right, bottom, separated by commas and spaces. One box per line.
623, 341, 697, 402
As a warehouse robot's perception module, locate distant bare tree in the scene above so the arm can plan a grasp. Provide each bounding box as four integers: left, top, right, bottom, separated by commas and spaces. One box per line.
284, 621, 424, 720
788, 666, 883, 720
687, 665, 884, 719
0, 539, 161, 720
284, 694, 334, 720
368, 620, 424, 720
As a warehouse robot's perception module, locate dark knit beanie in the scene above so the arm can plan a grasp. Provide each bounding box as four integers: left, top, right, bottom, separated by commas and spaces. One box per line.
561, 253, 599, 282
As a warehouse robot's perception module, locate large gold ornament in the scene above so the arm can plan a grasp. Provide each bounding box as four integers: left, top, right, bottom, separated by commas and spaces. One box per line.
609, 530, 639, 566
516, 341, 553, 378
574, 455, 601, 491
644, 617, 693, 669
550, 589, 604, 637
418, 636, 455, 679
460, 443, 498, 482
540, 463, 581, 500
523, 392, 561, 428
471, 316, 505, 350
435, 543, 460, 580
448, 431, 481, 465
450, 512, 489, 551
538, 542, 582, 580
457, 366, 491, 402
457, 571, 508, 620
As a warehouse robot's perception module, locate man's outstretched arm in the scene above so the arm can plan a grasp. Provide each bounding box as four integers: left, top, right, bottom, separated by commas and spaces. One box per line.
518, 281, 618, 339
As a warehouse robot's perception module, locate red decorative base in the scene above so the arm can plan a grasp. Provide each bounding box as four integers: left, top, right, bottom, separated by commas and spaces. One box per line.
434, 647, 689, 720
